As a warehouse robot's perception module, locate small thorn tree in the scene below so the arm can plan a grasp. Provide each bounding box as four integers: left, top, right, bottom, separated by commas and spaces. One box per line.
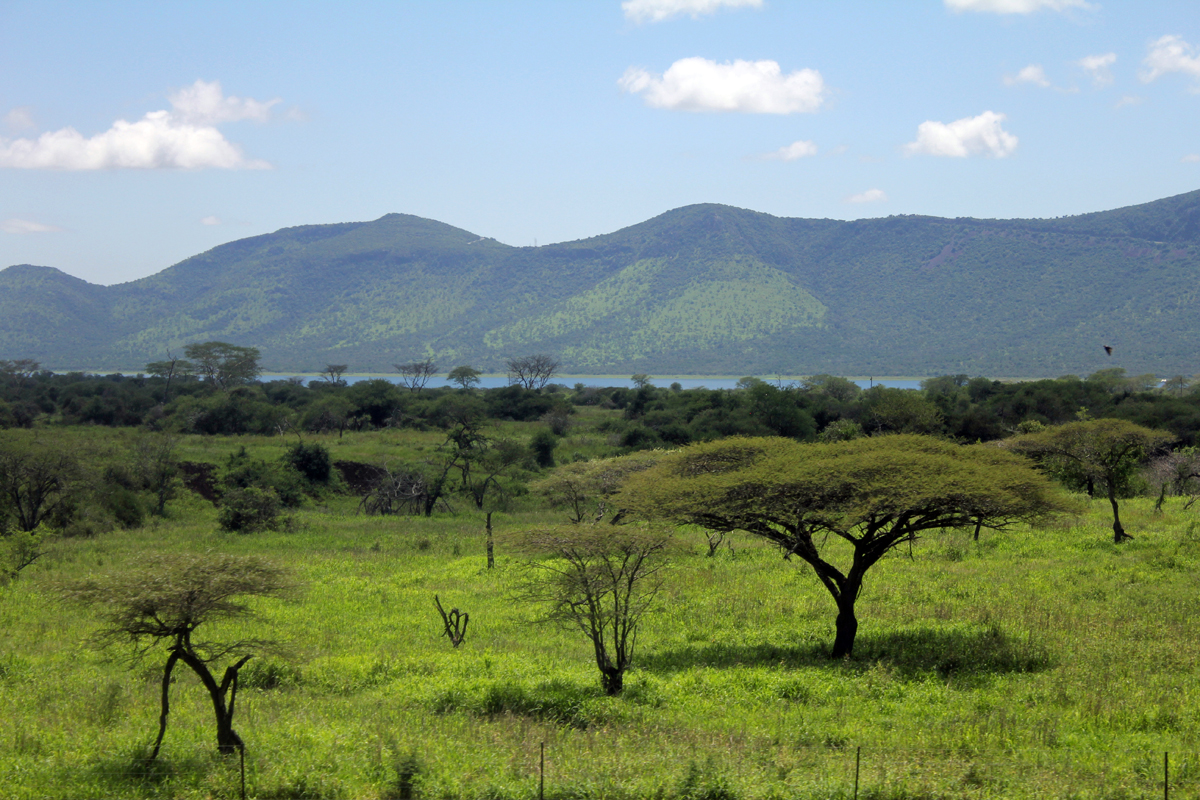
65, 553, 293, 759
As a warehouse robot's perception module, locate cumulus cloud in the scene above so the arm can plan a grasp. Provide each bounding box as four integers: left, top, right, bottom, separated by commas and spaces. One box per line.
1004, 64, 1051, 87
2, 218, 62, 234
201, 215, 222, 225
764, 140, 818, 161
944, 0, 1090, 12
620, 58, 826, 113
4, 107, 35, 131
1077, 53, 1117, 86
1141, 35, 1200, 85
903, 111, 1018, 158
845, 189, 887, 204
1183, 154, 1200, 163
622, 0, 761, 23
0, 80, 277, 170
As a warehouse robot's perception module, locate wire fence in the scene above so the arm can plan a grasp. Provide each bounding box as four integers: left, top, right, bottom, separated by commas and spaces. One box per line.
15, 742, 1198, 799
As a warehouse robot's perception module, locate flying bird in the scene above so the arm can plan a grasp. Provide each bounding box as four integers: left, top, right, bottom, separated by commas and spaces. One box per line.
1103, 345, 1113, 356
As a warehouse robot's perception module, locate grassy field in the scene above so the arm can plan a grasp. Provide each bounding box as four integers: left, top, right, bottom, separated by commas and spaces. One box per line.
2, 433, 1200, 799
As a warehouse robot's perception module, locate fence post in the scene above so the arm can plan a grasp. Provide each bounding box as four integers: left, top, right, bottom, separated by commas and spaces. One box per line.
1164, 751, 1169, 800
539, 741, 545, 800
854, 746, 860, 800
240, 745, 246, 800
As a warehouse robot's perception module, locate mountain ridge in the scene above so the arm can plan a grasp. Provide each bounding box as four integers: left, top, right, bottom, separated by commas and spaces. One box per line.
4, 190, 1199, 376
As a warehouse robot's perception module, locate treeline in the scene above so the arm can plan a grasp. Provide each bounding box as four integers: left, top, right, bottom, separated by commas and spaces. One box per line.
3, 358, 1200, 447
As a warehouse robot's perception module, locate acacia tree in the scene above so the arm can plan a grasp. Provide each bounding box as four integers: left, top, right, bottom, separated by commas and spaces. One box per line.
447, 365, 481, 391
618, 435, 1071, 659
183, 342, 261, 391
65, 554, 292, 759
507, 354, 559, 390
395, 358, 437, 393
1003, 419, 1173, 543
0, 440, 80, 532
516, 523, 671, 695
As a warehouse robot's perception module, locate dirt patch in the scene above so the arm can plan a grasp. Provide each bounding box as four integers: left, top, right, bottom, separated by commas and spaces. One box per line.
334, 460, 386, 494
179, 461, 220, 504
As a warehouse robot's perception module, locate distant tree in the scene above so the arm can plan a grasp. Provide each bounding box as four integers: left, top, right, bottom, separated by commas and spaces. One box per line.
619, 435, 1072, 658
1003, 419, 1174, 543
630, 373, 652, 389
516, 523, 671, 695
507, 354, 560, 390
801, 374, 861, 402
132, 433, 181, 517
531, 452, 663, 524
65, 554, 292, 759
1162, 375, 1189, 397
0, 359, 41, 384
145, 353, 194, 402
447, 365, 482, 391
395, 358, 437, 393
859, 386, 944, 435
320, 364, 349, 387
0, 440, 81, 532
183, 342, 261, 391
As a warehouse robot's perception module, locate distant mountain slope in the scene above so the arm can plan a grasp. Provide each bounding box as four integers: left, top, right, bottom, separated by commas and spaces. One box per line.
3, 190, 1199, 376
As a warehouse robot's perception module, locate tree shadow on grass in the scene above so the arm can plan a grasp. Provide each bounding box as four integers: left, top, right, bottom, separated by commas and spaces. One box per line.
640, 624, 1053, 680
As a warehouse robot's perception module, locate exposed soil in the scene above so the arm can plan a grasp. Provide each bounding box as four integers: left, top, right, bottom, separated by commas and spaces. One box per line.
179, 461, 220, 504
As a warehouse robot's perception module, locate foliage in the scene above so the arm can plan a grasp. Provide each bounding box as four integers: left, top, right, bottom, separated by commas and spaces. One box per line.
285, 441, 333, 485
515, 523, 672, 694
506, 354, 560, 390
182, 342, 261, 390
446, 365, 481, 390
64, 553, 293, 758
394, 358, 437, 393
217, 487, 283, 533
0, 438, 81, 532
0, 521, 50, 584
1003, 419, 1175, 542
619, 435, 1075, 657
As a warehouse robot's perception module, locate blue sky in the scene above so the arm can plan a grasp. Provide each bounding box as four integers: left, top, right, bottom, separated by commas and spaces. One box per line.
2, 0, 1197, 285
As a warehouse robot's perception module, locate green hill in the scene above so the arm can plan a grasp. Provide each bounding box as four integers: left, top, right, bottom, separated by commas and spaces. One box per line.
3, 190, 1199, 376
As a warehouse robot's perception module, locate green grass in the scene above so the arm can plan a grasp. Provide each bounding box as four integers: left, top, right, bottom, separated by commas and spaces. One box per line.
3, 476, 1200, 797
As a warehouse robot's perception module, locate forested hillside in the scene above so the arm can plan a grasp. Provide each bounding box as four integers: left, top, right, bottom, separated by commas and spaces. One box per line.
2, 189, 1199, 376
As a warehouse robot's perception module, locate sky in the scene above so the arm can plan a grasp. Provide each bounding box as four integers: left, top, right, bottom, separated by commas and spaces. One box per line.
1, 0, 1198, 286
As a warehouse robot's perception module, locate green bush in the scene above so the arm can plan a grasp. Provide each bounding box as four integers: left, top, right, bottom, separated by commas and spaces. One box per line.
286, 441, 333, 484
217, 486, 282, 533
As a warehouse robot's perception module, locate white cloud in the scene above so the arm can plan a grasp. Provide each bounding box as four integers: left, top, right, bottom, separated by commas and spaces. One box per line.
201, 215, 222, 225
620, 58, 826, 114
4, 107, 35, 131
944, 0, 1090, 13
2, 218, 62, 234
1004, 64, 1051, 87
0, 80, 276, 170
765, 140, 818, 161
168, 80, 279, 125
1141, 35, 1200, 85
1114, 94, 1143, 108
1077, 53, 1116, 87
622, 0, 762, 23
1183, 154, 1200, 163
903, 111, 1018, 158
845, 189, 887, 204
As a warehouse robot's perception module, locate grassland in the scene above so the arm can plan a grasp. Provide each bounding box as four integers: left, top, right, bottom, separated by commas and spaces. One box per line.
2, 430, 1200, 799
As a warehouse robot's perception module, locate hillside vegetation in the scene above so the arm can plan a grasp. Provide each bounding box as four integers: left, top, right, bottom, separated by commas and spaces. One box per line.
2, 190, 1199, 375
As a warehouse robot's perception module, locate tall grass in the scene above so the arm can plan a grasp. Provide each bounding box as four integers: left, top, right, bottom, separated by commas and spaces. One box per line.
2, 480, 1199, 798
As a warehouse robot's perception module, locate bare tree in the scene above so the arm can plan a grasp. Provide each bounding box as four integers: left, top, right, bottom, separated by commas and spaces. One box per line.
507, 354, 560, 390
64, 554, 293, 759
395, 358, 437, 393
320, 364, 349, 387
516, 524, 671, 695
145, 352, 194, 403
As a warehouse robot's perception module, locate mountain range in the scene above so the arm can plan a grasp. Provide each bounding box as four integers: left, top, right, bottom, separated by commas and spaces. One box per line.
3, 189, 1199, 377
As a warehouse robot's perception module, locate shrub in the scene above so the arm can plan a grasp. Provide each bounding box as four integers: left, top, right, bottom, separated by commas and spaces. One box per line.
218, 486, 282, 533
529, 430, 557, 468
286, 441, 333, 484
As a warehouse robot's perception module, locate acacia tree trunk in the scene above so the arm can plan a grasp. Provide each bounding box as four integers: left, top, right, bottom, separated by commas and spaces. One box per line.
176, 649, 252, 755
1108, 485, 1130, 543
831, 597, 859, 659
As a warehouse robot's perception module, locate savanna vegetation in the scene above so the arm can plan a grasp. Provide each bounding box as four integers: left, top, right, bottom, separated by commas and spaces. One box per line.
3, 354, 1200, 798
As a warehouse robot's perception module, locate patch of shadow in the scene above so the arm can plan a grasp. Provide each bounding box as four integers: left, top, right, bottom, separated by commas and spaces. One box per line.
641, 625, 1053, 679
179, 461, 219, 504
